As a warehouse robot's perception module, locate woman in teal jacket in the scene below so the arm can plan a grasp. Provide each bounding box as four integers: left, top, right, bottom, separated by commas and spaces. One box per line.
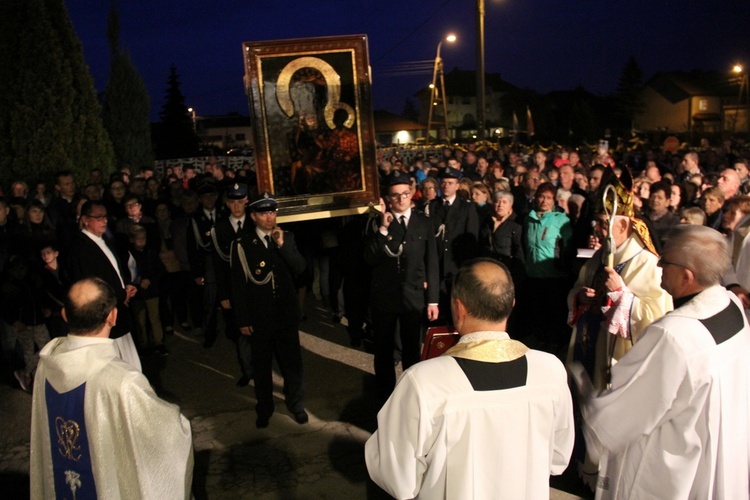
521, 182, 573, 354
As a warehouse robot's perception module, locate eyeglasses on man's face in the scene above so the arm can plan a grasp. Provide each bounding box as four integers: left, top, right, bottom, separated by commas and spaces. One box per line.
389, 191, 411, 200
657, 256, 689, 271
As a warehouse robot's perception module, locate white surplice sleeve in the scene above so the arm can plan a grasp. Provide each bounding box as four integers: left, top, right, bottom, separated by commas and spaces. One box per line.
119, 371, 194, 499
551, 367, 575, 476
365, 369, 433, 499
581, 324, 693, 456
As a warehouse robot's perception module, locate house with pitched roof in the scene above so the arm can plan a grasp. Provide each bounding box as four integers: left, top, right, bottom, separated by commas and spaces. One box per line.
635, 70, 742, 135
414, 68, 518, 140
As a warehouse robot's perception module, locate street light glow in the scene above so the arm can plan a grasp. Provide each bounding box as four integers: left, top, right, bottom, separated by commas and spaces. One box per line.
733, 64, 744, 74
428, 33, 457, 144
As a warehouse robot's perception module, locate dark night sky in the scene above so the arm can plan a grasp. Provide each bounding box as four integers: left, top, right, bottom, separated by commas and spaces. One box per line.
65, 0, 749, 122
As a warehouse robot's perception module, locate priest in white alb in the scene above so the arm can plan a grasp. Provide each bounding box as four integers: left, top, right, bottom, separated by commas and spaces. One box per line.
567, 165, 672, 392
30, 278, 193, 499
566, 166, 672, 487
365, 258, 574, 499
570, 225, 750, 499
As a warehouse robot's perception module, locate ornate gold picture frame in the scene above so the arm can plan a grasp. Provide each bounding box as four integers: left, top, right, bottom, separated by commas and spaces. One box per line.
243, 35, 379, 222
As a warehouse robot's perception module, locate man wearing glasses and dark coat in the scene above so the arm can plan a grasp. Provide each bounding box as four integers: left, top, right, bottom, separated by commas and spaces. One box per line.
365, 170, 440, 403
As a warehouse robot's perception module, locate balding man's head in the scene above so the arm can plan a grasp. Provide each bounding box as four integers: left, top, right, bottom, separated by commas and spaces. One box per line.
451, 258, 514, 325
718, 168, 741, 199
63, 278, 117, 336
683, 152, 700, 174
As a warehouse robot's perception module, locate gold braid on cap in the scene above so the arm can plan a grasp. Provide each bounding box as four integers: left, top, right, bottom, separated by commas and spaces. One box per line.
594, 165, 658, 256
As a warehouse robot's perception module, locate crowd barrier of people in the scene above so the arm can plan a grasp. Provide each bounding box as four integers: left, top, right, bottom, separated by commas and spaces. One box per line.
3, 137, 750, 498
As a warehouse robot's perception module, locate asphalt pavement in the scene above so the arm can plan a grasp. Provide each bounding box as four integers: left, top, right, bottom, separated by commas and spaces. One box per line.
0, 295, 589, 499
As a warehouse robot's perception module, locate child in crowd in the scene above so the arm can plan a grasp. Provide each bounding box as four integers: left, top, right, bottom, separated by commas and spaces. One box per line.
39, 244, 68, 339
128, 224, 168, 357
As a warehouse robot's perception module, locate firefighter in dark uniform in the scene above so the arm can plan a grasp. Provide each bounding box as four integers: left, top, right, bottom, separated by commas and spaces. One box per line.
229, 192, 308, 428
209, 183, 254, 386
427, 167, 479, 317
365, 171, 440, 402
187, 182, 221, 348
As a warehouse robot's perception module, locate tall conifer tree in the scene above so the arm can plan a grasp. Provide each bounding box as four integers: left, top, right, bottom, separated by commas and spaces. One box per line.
154, 66, 199, 159
0, 0, 114, 188
614, 56, 645, 132
102, 0, 153, 170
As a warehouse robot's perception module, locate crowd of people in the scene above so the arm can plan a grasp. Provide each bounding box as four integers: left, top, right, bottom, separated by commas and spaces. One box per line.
371, 141, 750, 352
4, 137, 750, 497
364, 139, 750, 498
0, 162, 258, 393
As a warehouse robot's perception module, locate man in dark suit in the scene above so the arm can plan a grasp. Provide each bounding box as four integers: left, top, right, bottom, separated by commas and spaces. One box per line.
64, 200, 140, 370
230, 193, 307, 428
428, 167, 479, 316
186, 182, 221, 348
365, 170, 440, 402
47, 170, 82, 250
210, 183, 254, 386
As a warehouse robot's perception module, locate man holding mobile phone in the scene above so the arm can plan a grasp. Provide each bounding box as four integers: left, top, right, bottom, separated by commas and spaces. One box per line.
229, 192, 308, 429
365, 170, 440, 403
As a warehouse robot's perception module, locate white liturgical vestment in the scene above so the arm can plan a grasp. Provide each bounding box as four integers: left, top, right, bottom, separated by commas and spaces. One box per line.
30, 336, 193, 499
577, 285, 750, 499
365, 331, 574, 499
567, 232, 672, 390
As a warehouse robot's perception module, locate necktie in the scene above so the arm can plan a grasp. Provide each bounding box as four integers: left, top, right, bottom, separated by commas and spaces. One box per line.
236, 220, 242, 233
264, 235, 271, 248
444, 199, 450, 207
399, 215, 407, 232
208, 212, 213, 223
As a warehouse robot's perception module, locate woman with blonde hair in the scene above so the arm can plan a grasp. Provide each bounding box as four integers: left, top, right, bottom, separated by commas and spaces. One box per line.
471, 182, 492, 220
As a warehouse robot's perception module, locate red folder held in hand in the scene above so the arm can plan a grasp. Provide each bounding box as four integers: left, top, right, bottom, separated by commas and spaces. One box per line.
421, 326, 460, 360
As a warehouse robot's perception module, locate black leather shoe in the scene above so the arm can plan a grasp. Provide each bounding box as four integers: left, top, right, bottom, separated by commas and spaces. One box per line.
256, 415, 270, 428
236, 375, 251, 387
293, 410, 309, 424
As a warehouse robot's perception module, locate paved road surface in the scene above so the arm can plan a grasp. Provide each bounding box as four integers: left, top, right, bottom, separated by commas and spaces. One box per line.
0, 296, 590, 499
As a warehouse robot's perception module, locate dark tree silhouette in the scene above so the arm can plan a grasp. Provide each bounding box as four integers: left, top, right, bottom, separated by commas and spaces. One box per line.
614, 56, 645, 132
153, 65, 199, 159
402, 98, 419, 123
102, 0, 153, 170
0, 0, 115, 187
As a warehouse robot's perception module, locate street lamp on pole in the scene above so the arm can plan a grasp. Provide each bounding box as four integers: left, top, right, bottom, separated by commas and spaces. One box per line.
187, 107, 197, 132
731, 65, 749, 134
476, 0, 485, 141
427, 34, 456, 144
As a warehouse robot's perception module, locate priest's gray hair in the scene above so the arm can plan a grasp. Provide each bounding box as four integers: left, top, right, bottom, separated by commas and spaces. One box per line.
664, 225, 730, 287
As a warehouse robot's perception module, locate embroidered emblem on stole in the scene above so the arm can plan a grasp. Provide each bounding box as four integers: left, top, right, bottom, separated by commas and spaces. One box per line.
46, 381, 98, 499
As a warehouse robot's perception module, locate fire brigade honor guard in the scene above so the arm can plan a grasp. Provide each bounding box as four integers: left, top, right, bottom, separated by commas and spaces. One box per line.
229, 192, 308, 428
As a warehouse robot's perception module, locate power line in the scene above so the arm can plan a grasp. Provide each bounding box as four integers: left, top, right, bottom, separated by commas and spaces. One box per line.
378, 60, 435, 77
372, 0, 458, 64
